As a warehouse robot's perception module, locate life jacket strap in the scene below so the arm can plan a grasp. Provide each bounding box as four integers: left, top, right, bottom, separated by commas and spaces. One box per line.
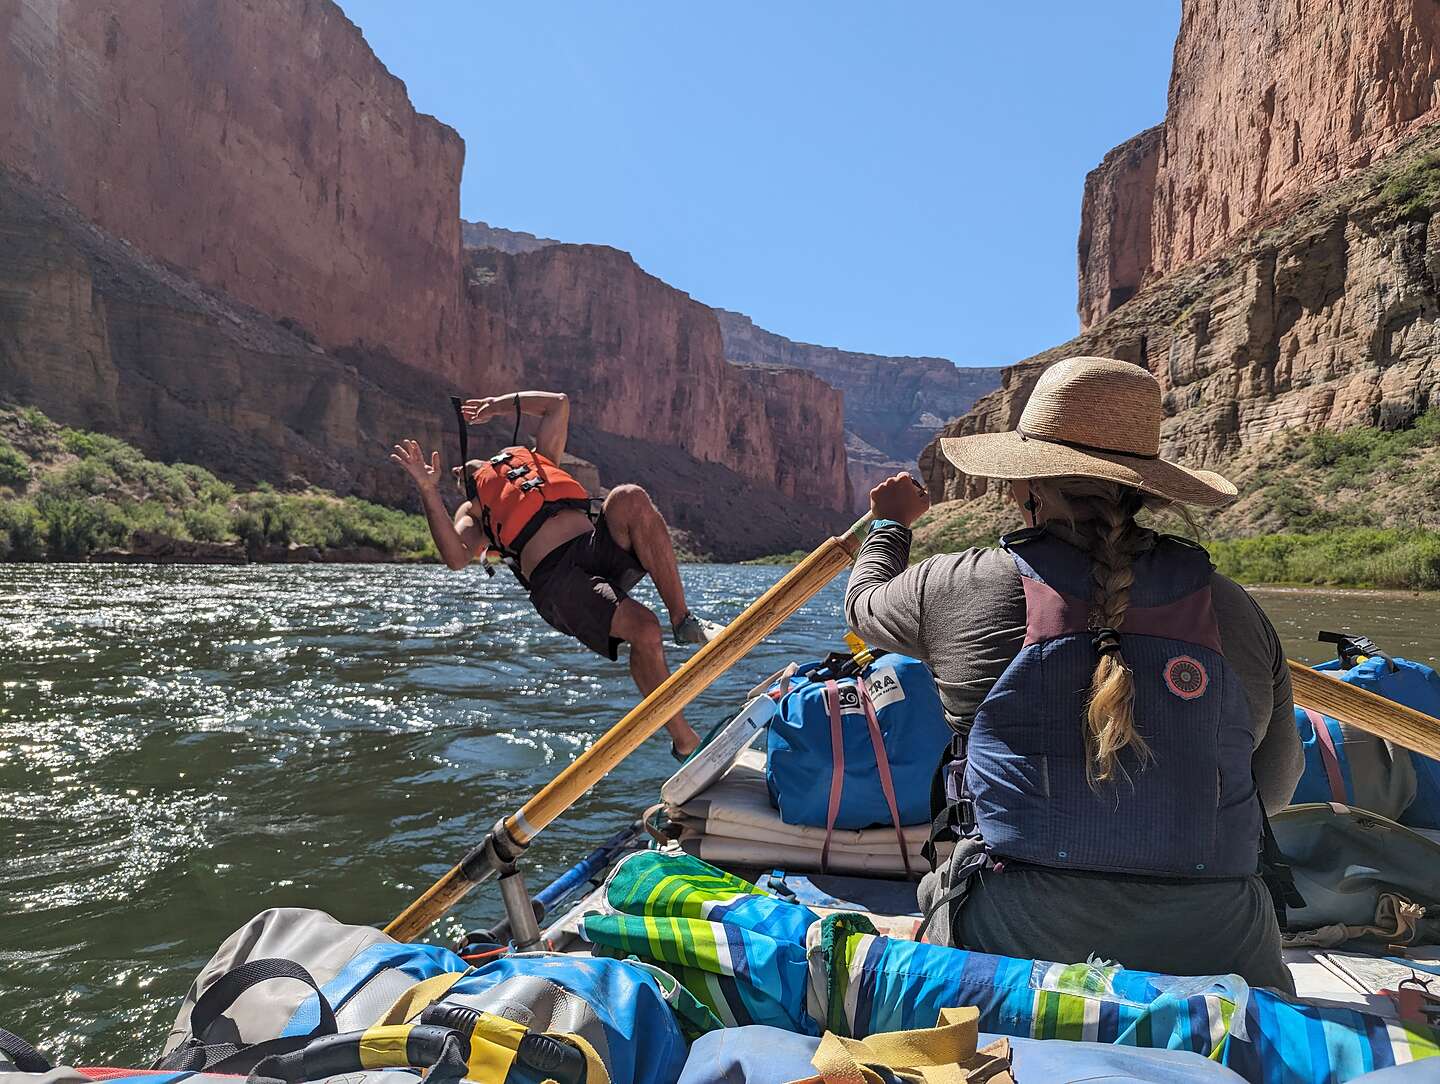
450, 396, 478, 503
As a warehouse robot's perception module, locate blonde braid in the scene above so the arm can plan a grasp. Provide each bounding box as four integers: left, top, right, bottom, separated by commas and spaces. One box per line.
1080, 491, 1150, 784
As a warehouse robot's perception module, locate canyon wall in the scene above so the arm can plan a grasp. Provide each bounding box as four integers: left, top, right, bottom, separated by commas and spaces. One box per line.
0, 165, 451, 507
0, 165, 848, 557
461, 219, 558, 255
0, 0, 465, 374
922, 127, 1440, 503
0, 0, 855, 540
1079, 0, 1440, 330
714, 308, 1001, 507
1077, 126, 1163, 329
465, 245, 852, 513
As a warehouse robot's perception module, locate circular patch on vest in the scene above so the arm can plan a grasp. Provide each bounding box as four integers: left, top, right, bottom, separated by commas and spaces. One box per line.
1164, 655, 1209, 700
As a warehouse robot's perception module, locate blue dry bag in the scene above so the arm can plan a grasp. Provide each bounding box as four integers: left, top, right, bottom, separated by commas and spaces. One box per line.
1293, 638, 1440, 830
765, 652, 949, 834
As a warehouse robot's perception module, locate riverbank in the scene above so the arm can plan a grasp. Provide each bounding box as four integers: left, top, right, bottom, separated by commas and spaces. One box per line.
0, 405, 436, 563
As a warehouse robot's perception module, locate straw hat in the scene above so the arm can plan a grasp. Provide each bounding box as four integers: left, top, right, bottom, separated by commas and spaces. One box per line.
939, 356, 1237, 507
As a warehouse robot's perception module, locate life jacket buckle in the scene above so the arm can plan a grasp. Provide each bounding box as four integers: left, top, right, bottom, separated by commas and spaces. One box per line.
519, 477, 545, 493
489, 451, 514, 466
505, 464, 531, 482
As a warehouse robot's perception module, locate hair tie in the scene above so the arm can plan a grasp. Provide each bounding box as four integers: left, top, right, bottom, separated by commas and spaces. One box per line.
1091, 627, 1122, 656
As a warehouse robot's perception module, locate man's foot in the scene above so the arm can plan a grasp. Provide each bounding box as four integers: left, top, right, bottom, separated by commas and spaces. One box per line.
672, 611, 725, 646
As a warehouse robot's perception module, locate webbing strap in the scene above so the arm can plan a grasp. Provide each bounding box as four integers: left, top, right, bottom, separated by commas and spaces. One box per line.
822, 680, 847, 874
858, 676, 913, 879
190, 959, 337, 1042
820, 679, 913, 878
158, 959, 338, 1073
0, 1026, 50, 1073
450, 396, 477, 503
1306, 708, 1348, 804
913, 848, 992, 944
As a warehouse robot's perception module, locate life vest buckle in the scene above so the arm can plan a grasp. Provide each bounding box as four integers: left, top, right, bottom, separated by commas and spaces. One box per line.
489, 451, 514, 466
505, 464, 532, 482
519, 477, 546, 493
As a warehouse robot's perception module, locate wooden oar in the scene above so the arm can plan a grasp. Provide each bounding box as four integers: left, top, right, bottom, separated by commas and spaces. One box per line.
1288, 660, 1440, 760
385, 512, 874, 941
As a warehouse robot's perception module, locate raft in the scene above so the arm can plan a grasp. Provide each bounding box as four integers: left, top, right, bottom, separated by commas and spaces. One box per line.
9, 660, 1440, 1084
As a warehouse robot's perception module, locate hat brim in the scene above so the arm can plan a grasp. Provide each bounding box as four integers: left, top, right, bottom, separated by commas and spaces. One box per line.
939, 432, 1237, 508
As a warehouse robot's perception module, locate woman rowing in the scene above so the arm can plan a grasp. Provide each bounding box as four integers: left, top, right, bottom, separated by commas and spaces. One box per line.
845, 356, 1303, 990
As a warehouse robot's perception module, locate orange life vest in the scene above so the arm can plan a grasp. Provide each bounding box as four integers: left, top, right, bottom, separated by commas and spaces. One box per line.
471, 445, 590, 560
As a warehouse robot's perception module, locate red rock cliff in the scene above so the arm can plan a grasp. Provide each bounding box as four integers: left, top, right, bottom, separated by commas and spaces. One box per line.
1079, 0, 1440, 326
464, 245, 852, 513
0, 0, 465, 374
923, 126, 1440, 504
1077, 126, 1162, 329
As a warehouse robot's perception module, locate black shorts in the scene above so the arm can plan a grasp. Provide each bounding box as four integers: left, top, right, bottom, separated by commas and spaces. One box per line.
527, 515, 647, 660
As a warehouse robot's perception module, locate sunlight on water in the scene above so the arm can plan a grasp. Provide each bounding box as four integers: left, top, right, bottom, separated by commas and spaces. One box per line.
0, 562, 1435, 1065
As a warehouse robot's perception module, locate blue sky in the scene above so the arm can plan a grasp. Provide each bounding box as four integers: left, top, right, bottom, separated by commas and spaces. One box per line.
338, 3, 1179, 367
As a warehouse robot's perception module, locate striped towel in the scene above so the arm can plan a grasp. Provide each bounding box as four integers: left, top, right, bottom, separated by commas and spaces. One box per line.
582, 852, 1440, 1083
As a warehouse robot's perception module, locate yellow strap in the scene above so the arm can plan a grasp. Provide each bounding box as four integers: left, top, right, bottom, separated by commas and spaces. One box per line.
464, 1012, 529, 1083
357, 1024, 417, 1070
377, 970, 469, 1025
808, 1007, 1011, 1084
561, 1033, 612, 1084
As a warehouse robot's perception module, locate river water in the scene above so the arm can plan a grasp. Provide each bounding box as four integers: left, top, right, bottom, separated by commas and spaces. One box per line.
1, 564, 1437, 1066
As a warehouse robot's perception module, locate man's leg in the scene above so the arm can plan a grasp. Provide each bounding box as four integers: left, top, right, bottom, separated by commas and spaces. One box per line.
601, 484, 690, 626
611, 598, 699, 756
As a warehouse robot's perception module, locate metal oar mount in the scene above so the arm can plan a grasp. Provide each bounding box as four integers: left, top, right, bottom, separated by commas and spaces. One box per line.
1288, 660, 1440, 761
384, 512, 875, 943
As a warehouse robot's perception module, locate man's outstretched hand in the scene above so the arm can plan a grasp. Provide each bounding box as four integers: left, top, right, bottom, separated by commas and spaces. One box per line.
391, 439, 443, 491
869, 472, 930, 527
461, 397, 505, 425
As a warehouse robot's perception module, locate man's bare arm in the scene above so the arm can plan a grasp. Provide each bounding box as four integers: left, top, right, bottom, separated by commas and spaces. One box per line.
462, 391, 571, 463
390, 440, 485, 571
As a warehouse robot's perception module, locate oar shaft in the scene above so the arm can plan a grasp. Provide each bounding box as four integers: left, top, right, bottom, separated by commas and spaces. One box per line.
384, 513, 872, 941
1288, 660, 1440, 761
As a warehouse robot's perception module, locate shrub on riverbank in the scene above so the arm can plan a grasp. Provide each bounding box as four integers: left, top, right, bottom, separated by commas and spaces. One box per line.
1209, 529, 1440, 590
0, 405, 434, 561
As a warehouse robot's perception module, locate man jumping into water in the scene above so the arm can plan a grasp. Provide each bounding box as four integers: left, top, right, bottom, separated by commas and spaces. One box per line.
392, 390, 720, 758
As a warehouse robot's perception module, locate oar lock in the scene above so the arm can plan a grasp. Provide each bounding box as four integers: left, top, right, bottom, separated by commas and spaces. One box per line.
456, 819, 542, 952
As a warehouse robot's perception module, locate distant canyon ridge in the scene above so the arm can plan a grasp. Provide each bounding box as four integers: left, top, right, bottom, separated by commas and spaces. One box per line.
459, 222, 1002, 510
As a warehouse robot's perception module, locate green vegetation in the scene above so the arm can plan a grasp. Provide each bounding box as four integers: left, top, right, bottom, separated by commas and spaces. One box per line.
0, 438, 29, 489
1210, 529, 1440, 591
1372, 151, 1440, 224
742, 549, 807, 566
900, 408, 1440, 591
0, 405, 434, 562
909, 504, 1001, 562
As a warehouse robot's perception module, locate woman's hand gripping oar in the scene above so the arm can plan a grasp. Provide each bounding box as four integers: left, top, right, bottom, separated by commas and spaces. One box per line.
1287, 660, 1440, 761
384, 513, 875, 942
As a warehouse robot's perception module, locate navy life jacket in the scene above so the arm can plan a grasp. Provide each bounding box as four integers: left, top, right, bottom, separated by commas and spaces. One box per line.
958, 528, 1264, 880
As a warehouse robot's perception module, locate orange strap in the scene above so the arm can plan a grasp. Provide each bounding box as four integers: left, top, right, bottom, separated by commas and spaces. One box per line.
821, 678, 913, 878
1306, 708, 1348, 803
859, 675, 913, 879
822, 680, 847, 874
